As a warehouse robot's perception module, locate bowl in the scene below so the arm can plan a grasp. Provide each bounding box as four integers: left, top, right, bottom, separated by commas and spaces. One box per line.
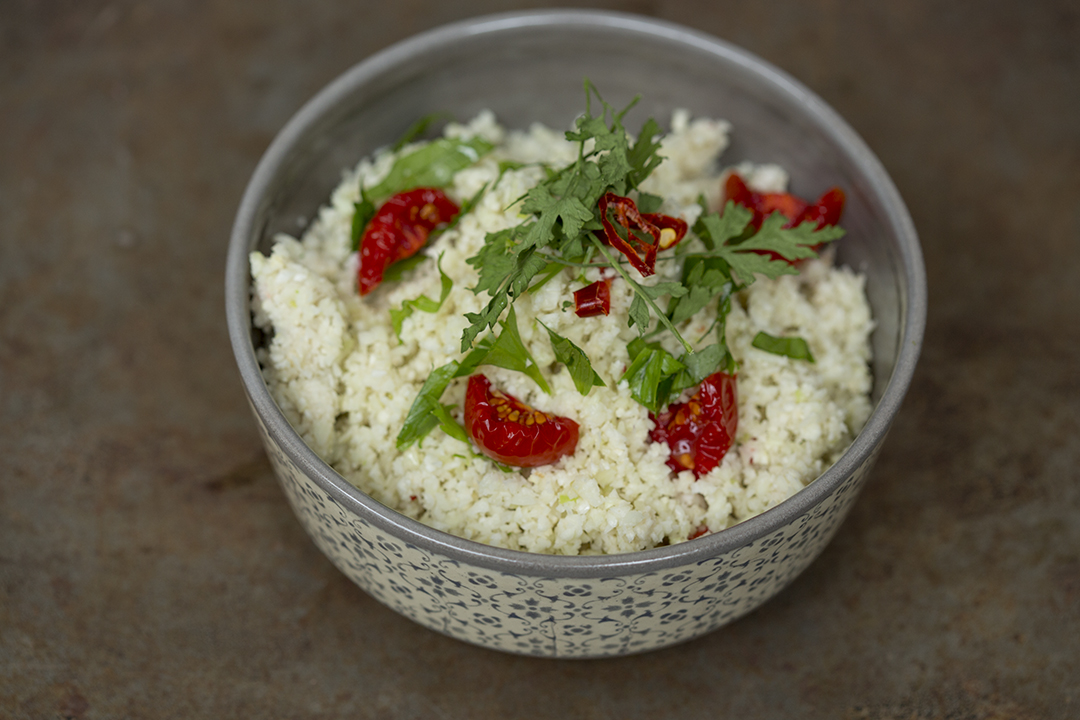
225, 9, 925, 658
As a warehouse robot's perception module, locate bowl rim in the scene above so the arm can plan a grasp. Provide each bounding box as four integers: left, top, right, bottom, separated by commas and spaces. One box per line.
226, 8, 926, 578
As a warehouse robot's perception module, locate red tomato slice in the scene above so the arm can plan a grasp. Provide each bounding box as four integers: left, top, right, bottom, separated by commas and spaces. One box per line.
464, 374, 579, 468
573, 279, 611, 317
723, 173, 845, 263
357, 187, 459, 295
649, 371, 738, 478
597, 193, 688, 276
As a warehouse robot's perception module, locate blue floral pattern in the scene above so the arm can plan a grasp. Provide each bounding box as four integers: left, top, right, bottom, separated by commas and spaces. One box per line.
253, 408, 875, 658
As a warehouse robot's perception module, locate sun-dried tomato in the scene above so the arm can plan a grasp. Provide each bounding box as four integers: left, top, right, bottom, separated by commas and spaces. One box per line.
357, 187, 459, 295
649, 371, 738, 478
723, 173, 845, 263
598, 193, 688, 276
573, 279, 611, 317
463, 374, 579, 468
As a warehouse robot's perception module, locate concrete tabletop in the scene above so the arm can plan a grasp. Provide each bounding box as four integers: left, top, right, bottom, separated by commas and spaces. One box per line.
3, 1, 1077, 717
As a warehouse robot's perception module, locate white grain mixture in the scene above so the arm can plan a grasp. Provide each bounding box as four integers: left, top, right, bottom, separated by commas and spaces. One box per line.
249, 110, 874, 555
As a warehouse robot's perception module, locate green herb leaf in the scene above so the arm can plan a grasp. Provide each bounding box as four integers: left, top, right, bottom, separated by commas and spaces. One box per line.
622, 339, 685, 413
392, 112, 450, 152
670, 343, 727, 395
636, 191, 663, 214
389, 254, 453, 338
350, 187, 377, 253
692, 203, 844, 285
627, 118, 664, 190
668, 258, 735, 326
539, 321, 605, 395
381, 253, 429, 284
432, 403, 469, 443
752, 331, 816, 362
396, 361, 461, 449
472, 306, 551, 394
368, 136, 494, 199
519, 182, 595, 250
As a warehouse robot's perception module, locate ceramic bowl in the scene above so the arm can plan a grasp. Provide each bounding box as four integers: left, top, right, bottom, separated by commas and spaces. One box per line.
225, 10, 925, 658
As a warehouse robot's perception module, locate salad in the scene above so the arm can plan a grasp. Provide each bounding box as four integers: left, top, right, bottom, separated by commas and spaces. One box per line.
250, 84, 873, 554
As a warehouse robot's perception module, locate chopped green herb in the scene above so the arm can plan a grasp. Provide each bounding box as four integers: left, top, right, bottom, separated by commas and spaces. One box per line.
396, 361, 461, 450
367, 135, 494, 200
431, 403, 469, 443
380, 253, 429, 284
466, 306, 551, 394
389, 254, 454, 338
391, 80, 844, 440
538, 321, 605, 396
752, 331, 816, 362
622, 338, 686, 414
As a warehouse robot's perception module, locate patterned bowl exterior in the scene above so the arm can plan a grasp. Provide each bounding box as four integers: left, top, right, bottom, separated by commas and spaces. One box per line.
226, 10, 925, 659
253, 403, 881, 658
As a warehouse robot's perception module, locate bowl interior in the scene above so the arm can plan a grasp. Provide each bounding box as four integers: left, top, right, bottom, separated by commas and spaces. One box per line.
227, 10, 924, 569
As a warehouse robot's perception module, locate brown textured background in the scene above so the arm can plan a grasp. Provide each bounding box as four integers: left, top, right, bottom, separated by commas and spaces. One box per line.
2, 1, 1078, 718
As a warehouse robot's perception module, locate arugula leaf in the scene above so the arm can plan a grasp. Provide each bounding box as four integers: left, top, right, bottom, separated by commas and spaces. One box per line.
752, 331, 816, 362
389, 254, 453, 338
367, 136, 494, 199
666, 343, 731, 398
396, 361, 461, 449
538, 321, 605, 395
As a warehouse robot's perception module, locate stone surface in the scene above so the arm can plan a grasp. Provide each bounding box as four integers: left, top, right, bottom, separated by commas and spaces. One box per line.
1, 0, 1077, 717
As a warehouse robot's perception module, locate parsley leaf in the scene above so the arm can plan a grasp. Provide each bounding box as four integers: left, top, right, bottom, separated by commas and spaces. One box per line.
389, 254, 453, 338
692, 202, 844, 284
396, 361, 461, 450
752, 331, 816, 362
431, 403, 469, 443
622, 338, 685, 413
470, 305, 551, 394
538, 321, 605, 395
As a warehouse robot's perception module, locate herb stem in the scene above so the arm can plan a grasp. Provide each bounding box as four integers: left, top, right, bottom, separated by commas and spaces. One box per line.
589, 236, 694, 354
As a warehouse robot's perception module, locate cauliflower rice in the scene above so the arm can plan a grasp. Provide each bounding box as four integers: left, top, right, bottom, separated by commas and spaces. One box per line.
249, 110, 875, 555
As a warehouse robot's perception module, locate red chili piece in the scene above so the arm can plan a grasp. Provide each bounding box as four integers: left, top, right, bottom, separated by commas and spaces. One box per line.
357, 187, 459, 295
723, 173, 845, 262
649, 371, 738, 478
573, 279, 611, 317
598, 193, 688, 276
463, 374, 580, 468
